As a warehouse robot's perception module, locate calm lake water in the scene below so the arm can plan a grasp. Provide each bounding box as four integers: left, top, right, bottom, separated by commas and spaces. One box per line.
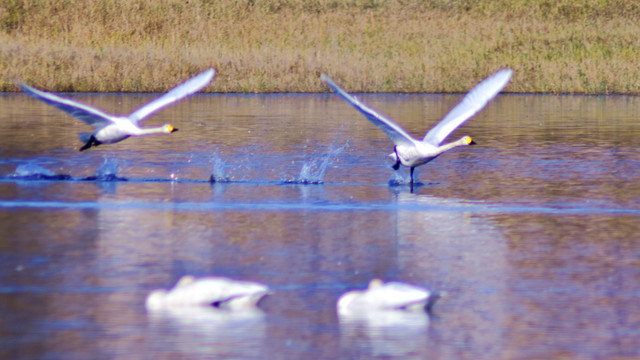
1, 91, 640, 359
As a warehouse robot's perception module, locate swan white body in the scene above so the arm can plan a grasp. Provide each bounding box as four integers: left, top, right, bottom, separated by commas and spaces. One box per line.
337, 279, 438, 315
321, 69, 512, 183
21, 68, 215, 151
145, 275, 270, 311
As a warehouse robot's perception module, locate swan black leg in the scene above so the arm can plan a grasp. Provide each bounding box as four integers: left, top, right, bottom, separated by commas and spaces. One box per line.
410, 167, 415, 192
79, 135, 101, 152
392, 146, 400, 170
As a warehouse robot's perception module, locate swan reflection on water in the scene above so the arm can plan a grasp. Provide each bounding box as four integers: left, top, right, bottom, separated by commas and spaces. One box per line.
339, 309, 430, 358
146, 305, 266, 359
392, 191, 509, 357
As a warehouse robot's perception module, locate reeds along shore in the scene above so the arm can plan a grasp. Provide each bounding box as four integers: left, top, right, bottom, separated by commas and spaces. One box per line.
2, 0, 640, 94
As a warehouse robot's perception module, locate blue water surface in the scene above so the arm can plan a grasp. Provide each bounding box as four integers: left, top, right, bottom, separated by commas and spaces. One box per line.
1, 93, 640, 359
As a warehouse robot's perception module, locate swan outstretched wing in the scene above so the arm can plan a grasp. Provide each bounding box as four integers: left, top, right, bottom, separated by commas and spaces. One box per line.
321, 74, 416, 147
20, 84, 113, 128
423, 68, 512, 146
128, 68, 216, 124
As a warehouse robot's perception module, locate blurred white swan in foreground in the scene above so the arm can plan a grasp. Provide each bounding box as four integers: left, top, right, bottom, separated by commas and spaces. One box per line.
20, 68, 215, 151
337, 279, 440, 315
146, 275, 270, 311
337, 279, 438, 357
321, 69, 512, 183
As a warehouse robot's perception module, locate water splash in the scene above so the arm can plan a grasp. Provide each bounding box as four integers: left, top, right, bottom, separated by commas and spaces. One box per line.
388, 171, 411, 186
83, 156, 126, 181
288, 141, 349, 184
388, 170, 429, 192
12, 163, 71, 181
96, 156, 120, 180
209, 155, 230, 183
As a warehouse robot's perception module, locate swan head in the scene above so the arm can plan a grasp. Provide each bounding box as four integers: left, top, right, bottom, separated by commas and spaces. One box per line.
145, 289, 169, 311
163, 124, 179, 133
368, 278, 383, 289
176, 275, 196, 287
463, 136, 476, 145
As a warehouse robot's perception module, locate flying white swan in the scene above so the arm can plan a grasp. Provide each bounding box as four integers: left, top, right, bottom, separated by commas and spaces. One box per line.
145, 275, 270, 311
337, 279, 440, 315
321, 69, 512, 183
20, 68, 216, 151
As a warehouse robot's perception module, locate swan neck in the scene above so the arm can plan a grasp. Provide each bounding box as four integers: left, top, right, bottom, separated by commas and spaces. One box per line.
133, 127, 168, 136
438, 138, 468, 152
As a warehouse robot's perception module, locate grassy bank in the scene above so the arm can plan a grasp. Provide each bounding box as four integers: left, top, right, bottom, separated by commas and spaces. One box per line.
1, 0, 640, 93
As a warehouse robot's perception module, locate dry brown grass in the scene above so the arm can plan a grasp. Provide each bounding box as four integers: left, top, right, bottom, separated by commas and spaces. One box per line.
2, 0, 640, 93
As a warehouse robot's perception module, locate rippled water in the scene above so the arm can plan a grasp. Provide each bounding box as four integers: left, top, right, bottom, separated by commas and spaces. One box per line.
1, 92, 640, 359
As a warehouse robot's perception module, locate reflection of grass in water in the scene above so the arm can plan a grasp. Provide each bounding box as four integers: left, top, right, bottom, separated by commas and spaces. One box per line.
3, 1, 640, 94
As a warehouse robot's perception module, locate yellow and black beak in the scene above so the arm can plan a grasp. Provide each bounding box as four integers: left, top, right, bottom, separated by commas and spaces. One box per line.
465, 136, 476, 145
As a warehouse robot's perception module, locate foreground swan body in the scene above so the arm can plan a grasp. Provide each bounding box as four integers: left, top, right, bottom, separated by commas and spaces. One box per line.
321, 69, 512, 183
21, 68, 215, 151
146, 275, 270, 311
337, 279, 439, 315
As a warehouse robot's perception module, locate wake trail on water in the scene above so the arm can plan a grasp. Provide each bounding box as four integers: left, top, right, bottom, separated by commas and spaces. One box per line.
208, 139, 350, 185
5, 140, 351, 185
11, 163, 72, 181
8, 159, 127, 182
